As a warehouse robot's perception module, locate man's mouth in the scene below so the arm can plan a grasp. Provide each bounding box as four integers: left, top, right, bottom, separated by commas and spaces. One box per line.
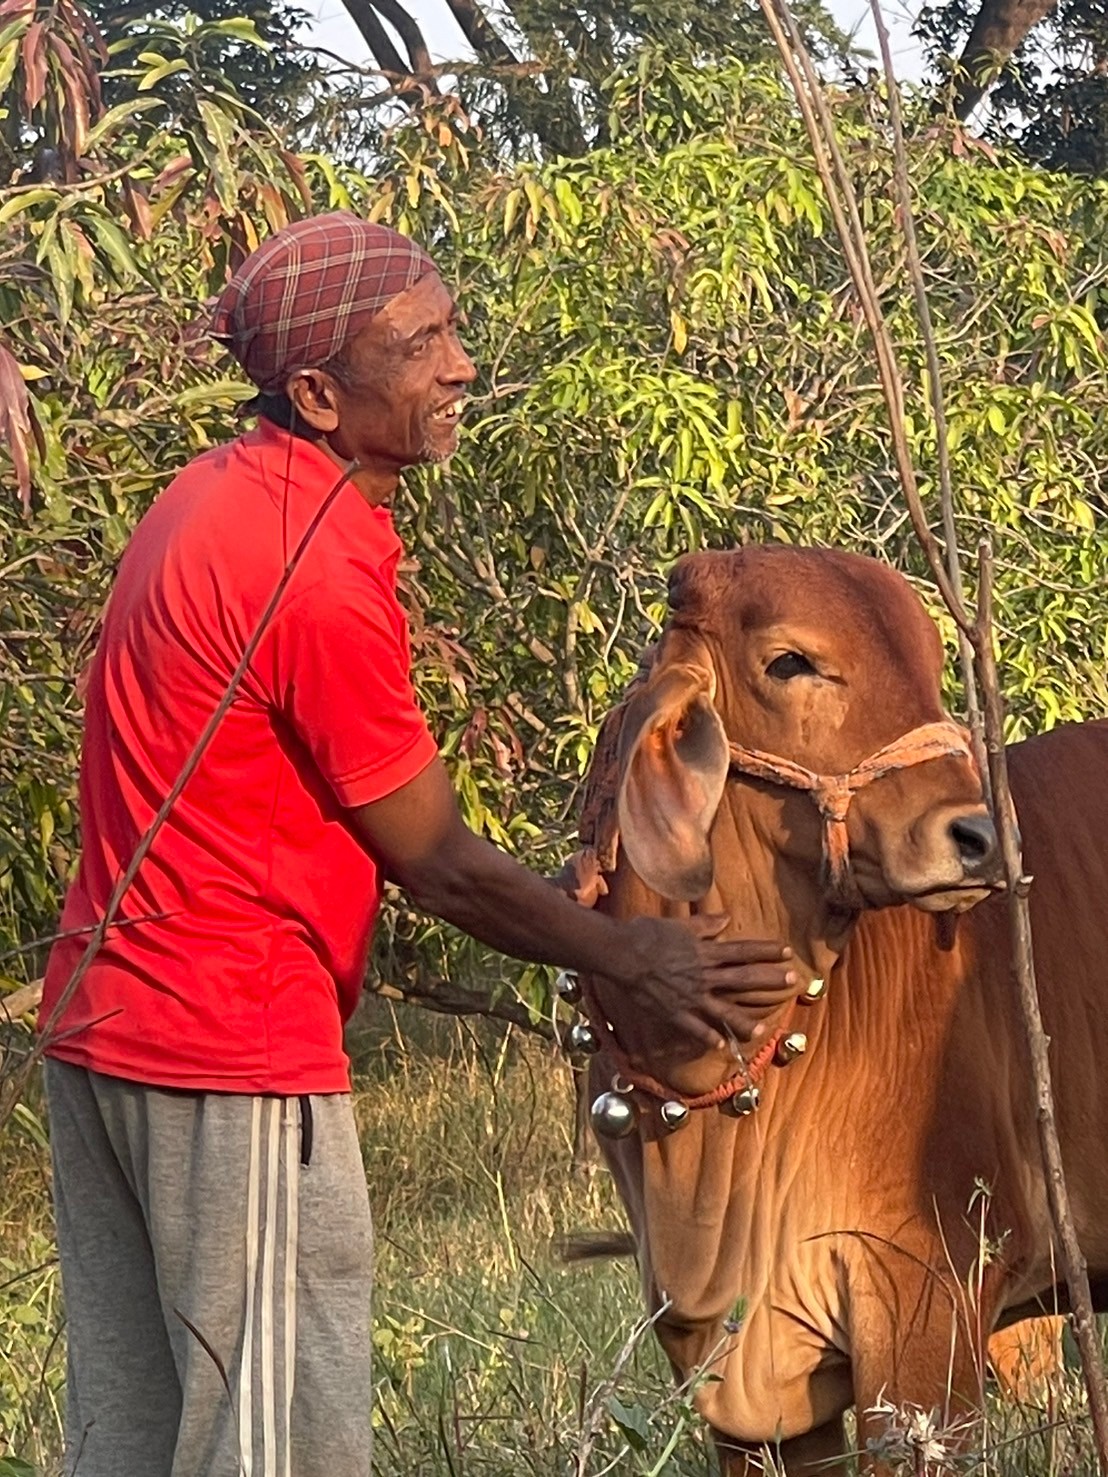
430, 399, 465, 426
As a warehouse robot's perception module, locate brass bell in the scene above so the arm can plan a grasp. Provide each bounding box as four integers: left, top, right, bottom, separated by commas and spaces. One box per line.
775, 1032, 808, 1065
721, 1085, 760, 1117
555, 970, 582, 1006
799, 977, 826, 1004
590, 1091, 637, 1139
563, 1021, 599, 1057
659, 1100, 690, 1131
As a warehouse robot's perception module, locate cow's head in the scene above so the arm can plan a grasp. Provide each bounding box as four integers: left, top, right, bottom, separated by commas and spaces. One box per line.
616, 546, 999, 919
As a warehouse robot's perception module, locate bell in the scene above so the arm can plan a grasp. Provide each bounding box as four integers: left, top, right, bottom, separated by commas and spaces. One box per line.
555, 970, 582, 1006
721, 1085, 760, 1117
590, 1091, 637, 1139
563, 1021, 599, 1057
659, 1100, 690, 1131
799, 977, 826, 1004
775, 1032, 808, 1065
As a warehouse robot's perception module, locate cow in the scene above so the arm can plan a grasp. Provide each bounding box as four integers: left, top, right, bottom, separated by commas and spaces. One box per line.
571, 544, 1100, 1473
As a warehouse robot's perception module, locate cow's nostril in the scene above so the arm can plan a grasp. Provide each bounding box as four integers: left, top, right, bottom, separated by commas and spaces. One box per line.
949, 812, 999, 876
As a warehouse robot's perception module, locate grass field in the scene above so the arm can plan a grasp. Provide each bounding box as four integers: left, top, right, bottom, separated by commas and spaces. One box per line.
0, 999, 1102, 1476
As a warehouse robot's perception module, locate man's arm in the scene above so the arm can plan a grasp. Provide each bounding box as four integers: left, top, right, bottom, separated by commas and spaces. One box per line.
349, 756, 797, 1050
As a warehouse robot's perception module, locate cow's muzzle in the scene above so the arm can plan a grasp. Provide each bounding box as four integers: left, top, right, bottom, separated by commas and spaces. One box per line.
726, 720, 983, 911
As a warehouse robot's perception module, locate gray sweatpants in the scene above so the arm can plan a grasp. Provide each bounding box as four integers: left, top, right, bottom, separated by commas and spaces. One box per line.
44, 1059, 374, 1477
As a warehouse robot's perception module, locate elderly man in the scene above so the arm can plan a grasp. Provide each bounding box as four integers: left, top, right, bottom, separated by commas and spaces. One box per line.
39, 213, 795, 1477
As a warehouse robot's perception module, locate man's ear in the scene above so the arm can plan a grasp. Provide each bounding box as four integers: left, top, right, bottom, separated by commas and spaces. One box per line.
287, 368, 340, 434
616, 637, 729, 902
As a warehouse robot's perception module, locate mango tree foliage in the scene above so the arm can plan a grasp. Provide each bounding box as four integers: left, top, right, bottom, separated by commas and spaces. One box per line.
2, 22, 1106, 1022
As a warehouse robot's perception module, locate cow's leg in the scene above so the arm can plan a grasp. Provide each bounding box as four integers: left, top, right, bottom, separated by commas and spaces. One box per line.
988, 1316, 1066, 1402
850, 1266, 995, 1469
713, 1416, 849, 1475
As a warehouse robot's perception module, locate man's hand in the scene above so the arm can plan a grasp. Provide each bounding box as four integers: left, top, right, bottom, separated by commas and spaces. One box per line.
547, 849, 609, 909
599, 913, 796, 1052
349, 758, 796, 1052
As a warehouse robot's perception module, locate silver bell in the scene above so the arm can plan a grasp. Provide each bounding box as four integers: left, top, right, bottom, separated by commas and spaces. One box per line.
721, 1085, 760, 1117
775, 1032, 808, 1065
590, 1091, 637, 1139
659, 1100, 690, 1131
555, 970, 582, 1006
563, 1021, 599, 1057
799, 977, 825, 1004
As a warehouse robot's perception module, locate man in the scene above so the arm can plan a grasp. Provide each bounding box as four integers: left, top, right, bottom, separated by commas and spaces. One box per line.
39, 213, 796, 1477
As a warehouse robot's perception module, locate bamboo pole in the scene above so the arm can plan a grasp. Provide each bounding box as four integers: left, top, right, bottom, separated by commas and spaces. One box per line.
0, 460, 358, 1133
866, 1, 989, 798
974, 542, 1108, 1461
757, 1, 1108, 1465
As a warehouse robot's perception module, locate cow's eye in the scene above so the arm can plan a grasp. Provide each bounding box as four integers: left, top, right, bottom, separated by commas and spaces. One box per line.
766, 651, 816, 680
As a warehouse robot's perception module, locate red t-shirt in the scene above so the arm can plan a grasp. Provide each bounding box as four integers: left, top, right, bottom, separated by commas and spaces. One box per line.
40, 419, 439, 1094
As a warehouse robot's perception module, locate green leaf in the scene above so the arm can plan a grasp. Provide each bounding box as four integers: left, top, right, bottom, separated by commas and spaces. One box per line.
173, 380, 255, 409
84, 212, 138, 282
0, 1455, 38, 1474
83, 94, 163, 148
199, 17, 269, 47
197, 97, 239, 213
607, 1396, 650, 1452
0, 188, 59, 225
137, 57, 189, 92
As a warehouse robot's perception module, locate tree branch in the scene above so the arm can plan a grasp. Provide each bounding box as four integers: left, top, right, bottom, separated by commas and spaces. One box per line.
869, 0, 989, 794
373, 975, 552, 1038
949, 0, 1057, 120
369, 0, 440, 82
440, 0, 521, 68
340, 0, 409, 79
762, 0, 1108, 1463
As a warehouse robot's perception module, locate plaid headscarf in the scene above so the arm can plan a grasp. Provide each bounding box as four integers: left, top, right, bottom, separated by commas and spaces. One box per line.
211, 212, 436, 394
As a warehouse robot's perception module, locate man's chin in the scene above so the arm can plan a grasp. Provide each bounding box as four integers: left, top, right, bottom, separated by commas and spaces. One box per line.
418, 425, 462, 464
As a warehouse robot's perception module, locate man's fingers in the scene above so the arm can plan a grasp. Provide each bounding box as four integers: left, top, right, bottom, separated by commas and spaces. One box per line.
672, 1010, 726, 1053
706, 1002, 793, 1044
703, 964, 798, 993
700, 938, 793, 965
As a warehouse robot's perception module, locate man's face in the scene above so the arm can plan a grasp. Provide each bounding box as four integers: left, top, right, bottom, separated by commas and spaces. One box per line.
316, 274, 477, 473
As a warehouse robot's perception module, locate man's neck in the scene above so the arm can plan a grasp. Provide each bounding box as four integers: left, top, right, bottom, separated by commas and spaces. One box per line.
319, 438, 398, 507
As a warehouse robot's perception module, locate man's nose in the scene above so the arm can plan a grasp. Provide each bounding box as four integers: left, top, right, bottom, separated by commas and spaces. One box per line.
445, 338, 478, 385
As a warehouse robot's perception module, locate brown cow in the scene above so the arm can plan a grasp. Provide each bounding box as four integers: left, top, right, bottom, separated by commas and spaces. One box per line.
575, 545, 1097, 1473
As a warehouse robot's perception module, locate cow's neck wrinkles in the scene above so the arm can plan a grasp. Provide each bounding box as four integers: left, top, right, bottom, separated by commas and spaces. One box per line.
595, 787, 857, 1097
711, 782, 854, 986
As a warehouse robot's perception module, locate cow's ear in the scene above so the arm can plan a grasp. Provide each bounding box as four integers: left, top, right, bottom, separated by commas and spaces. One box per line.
616, 648, 729, 901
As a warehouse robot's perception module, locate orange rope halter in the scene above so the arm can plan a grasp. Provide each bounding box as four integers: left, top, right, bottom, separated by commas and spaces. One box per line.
726, 720, 977, 912
572, 699, 977, 1115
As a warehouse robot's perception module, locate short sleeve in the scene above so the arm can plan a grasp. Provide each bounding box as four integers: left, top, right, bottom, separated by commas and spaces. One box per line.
266, 577, 439, 807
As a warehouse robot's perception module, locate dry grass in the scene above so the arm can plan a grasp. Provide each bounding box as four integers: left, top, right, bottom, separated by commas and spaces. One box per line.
0, 1000, 1103, 1475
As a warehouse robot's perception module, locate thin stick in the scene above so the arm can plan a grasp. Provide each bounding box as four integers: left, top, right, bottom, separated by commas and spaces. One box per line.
757, 0, 973, 633
866, 0, 989, 794
762, 4, 1108, 1465
975, 542, 1108, 1468
0, 460, 358, 1132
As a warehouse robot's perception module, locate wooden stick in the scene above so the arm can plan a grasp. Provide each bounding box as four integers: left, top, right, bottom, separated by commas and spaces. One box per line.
757, 0, 973, 634
0, 461, 358, 1133
867, 0, 989, 797
975, 543, 1108, 1467
0, 981, 43, 1023
761, 3, 1108, 1465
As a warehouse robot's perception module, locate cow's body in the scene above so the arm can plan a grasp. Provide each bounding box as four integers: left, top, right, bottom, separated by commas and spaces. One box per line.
582, 546, 1102, 1471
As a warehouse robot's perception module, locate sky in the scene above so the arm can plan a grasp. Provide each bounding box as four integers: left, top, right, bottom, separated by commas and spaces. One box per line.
299, 0, 929, 87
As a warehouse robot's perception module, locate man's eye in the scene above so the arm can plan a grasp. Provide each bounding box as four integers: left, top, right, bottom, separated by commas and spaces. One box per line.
766, 651, 817, 680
